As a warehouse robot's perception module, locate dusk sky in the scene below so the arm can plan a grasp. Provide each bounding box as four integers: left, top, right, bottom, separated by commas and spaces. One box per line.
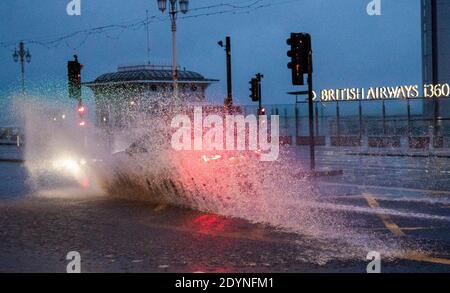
0, 0, 422, 122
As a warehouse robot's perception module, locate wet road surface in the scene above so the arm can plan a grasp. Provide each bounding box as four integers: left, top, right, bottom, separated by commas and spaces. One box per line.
1, 146, 450, 273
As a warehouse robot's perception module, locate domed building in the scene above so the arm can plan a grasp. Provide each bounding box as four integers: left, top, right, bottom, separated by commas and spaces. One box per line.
84, 64, 218, 129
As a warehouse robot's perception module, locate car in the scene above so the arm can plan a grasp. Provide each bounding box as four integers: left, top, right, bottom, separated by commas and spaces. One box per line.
97, 133, 263, 208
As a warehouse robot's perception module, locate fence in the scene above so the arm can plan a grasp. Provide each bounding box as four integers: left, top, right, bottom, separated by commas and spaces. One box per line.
240, 100, 450, 149
0, 127, 23, 147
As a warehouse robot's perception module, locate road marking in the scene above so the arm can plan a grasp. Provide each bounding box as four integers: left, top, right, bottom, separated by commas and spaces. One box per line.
321, 182, 450, 196
363, 194, 450, 265
364, 227, 435, 232
363, 194, 406, 237
401, 251, 450, 266
140, 216, 450, 266
153, 203, 168, 212
397, 227, 435, 231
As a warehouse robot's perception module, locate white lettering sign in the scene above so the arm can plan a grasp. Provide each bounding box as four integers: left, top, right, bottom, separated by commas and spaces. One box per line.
318, 84, 450, 102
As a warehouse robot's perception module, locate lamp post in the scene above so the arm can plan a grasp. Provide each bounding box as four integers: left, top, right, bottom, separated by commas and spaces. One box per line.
157, 0, 189, 100
12, 41, 32, 94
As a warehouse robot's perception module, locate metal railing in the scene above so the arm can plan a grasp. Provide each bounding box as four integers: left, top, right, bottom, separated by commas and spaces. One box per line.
240, 103, 450, 148
0, 127, 24, 147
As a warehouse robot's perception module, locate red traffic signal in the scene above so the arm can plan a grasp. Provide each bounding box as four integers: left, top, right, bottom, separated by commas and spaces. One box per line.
77, 103, 86, 127
77, 105, 86, 114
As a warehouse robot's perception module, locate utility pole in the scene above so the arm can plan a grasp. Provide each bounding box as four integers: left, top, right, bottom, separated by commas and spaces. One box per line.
12, 41, 32, 94
218, 36, 233, 109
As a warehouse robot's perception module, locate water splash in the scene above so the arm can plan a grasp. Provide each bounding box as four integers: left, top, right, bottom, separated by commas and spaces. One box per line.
10, 93, 445, 265
12, 95, 104, 196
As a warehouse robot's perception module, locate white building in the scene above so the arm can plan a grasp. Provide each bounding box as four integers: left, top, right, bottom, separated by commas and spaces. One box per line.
85, 64, 218, 129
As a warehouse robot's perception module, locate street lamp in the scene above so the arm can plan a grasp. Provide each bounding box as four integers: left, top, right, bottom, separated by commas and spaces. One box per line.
157, 0, 167, 12
26, 50, 32, 63
156, 0, 189, 99
12, 41, 32, 94
179, 0, 189, 14
13, 50, 19, 62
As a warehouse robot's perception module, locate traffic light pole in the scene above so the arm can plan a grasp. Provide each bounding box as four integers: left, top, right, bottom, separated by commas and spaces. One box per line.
225, 37, 233, 109
259, 97, 262, 115
286, 32, 315, 170
256, 73, 263, 115
307, 53, 315, 171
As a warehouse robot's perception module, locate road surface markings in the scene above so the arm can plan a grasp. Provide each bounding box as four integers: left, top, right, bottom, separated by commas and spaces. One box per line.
364, 226, 435, 232
321, 182, 450, 196
363, 194, 406, 237
396, 227, 434, 231
140, 215, 450, 266
363, 194, 450, 265
401, 251, 450, 266
153, 203, 168, 212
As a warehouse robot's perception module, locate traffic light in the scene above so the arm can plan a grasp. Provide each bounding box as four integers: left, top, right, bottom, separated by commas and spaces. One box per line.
77, 102, 86, 127
77, 105, 86, 115
287, 33, 312, 85
249, 78, 259, 102
68, 55, 83, 100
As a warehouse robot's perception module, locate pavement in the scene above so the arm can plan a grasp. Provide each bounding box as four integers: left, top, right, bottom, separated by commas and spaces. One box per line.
0, 145, 450, 273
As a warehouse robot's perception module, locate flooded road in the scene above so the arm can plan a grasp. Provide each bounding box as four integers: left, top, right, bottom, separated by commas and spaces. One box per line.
1, 146, 450, 272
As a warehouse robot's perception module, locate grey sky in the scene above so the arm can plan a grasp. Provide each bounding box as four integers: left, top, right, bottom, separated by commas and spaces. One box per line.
0, 0, 422, 111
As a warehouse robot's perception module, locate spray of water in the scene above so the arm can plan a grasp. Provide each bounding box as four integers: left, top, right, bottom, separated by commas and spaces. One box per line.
11, 92, 447, 264
12, 95, 103, 196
